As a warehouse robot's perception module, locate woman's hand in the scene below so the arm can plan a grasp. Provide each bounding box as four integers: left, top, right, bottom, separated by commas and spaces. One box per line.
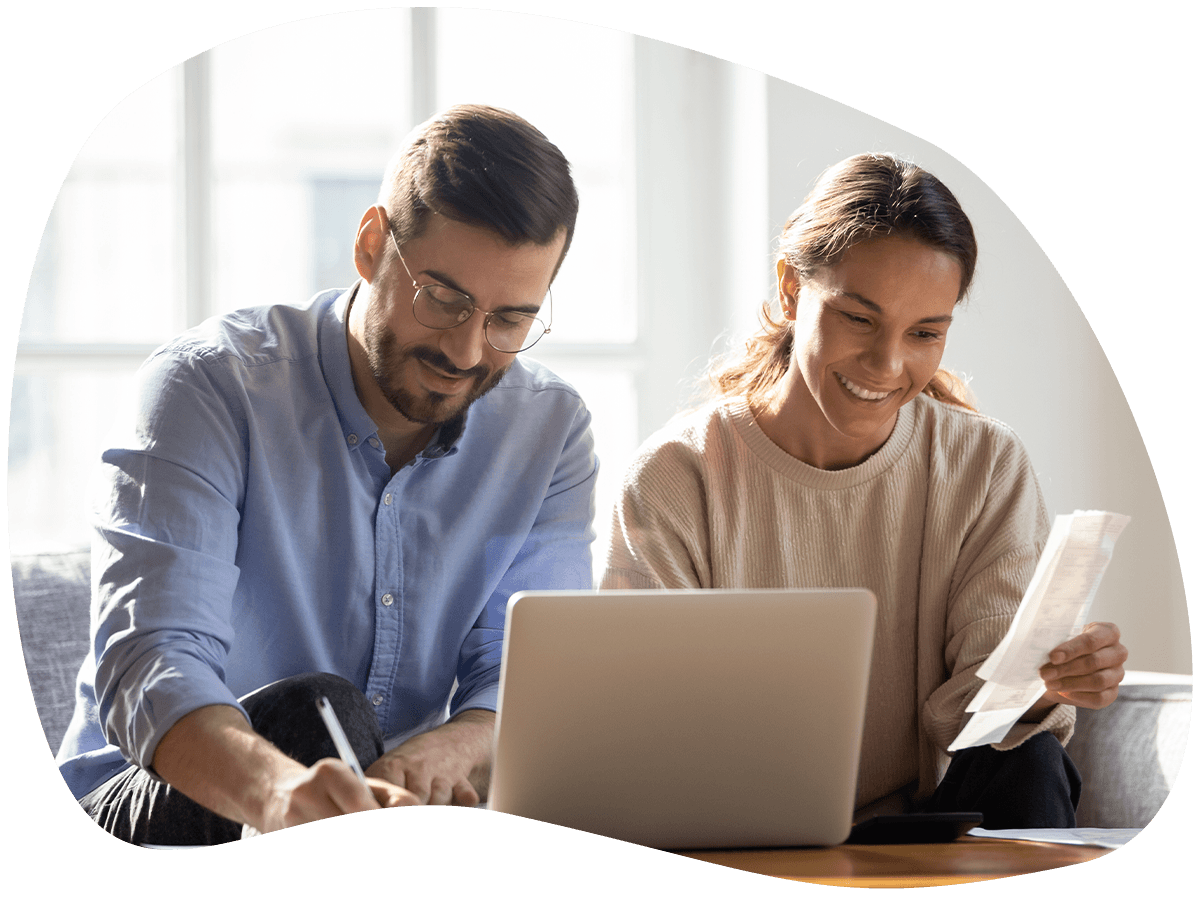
1039, 621, 1128, 709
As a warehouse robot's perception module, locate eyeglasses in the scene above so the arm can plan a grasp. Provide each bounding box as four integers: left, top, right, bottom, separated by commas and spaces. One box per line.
388, 227, 552, 353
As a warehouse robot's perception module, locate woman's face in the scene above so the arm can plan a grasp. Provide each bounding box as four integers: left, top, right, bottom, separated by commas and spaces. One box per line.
772, 233, 963, 469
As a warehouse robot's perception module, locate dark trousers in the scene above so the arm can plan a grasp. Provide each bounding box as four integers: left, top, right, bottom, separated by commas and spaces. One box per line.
922, 731, 1082, 829
79, 673, 384, 845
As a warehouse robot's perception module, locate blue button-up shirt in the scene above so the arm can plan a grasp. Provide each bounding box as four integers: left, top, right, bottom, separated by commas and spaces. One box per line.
57, 286, 597, 800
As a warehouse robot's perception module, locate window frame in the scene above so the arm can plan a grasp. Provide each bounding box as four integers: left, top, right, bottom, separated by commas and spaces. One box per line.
10, 13, 771, 570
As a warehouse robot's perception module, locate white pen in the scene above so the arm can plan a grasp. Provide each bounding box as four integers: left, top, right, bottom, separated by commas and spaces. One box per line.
315, 695, 368, 786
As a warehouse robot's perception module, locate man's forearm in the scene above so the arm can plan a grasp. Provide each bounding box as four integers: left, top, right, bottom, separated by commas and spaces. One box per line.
151, 703, 306, 829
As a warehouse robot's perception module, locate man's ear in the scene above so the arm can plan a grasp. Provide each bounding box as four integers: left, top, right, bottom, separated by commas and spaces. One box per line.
353, 206, 388, 283
777, 259, 799, 320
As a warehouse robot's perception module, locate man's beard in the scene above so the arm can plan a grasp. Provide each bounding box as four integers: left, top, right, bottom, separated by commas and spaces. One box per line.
366, 327, 509, 425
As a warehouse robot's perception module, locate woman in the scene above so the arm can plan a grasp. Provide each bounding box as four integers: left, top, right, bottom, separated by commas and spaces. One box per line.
600, 153, 1126, 827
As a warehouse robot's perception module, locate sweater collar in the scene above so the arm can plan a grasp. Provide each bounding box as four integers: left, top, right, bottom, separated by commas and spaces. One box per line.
727, 395, 920, 489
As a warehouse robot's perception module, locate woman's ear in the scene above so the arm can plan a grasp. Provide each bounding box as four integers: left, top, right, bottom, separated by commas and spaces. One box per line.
353, 206, 388, 283
777, 259, 798, 321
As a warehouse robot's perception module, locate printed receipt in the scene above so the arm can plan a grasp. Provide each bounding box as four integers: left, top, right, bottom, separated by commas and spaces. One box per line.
948, 510, 1131, 751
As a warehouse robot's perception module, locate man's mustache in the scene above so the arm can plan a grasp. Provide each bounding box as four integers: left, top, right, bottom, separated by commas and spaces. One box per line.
406, 345, 490, 381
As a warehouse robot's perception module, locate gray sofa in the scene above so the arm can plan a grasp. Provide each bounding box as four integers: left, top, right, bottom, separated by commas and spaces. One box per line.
10, 547, 1192, 827
12, 548, 90, 755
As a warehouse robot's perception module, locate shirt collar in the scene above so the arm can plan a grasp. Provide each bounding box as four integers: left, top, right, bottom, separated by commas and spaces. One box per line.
319, 281, 466, 459
318, 282, 379, 452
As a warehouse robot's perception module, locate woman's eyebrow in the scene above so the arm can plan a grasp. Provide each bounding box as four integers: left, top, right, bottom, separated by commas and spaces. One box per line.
837, 291, 954, 325
837, 290, 881, 313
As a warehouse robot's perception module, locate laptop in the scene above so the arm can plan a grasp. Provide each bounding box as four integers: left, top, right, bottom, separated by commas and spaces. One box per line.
487, 588, 876, 849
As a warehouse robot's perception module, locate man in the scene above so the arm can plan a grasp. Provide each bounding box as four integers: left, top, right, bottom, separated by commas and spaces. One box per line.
56, 104, 596, 843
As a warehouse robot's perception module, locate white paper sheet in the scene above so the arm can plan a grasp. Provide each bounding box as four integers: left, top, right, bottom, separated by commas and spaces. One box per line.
948, 510, 1130, 751
967, 827, 1141, 849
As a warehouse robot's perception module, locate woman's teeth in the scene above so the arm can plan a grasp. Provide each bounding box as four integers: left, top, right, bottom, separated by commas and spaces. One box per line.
837, 373, 892, 401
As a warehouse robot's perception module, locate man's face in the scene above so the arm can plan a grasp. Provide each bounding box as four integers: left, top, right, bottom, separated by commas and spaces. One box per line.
351, 210, 565, 429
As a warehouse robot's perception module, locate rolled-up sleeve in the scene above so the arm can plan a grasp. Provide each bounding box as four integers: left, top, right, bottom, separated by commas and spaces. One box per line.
91, 349, 249, 772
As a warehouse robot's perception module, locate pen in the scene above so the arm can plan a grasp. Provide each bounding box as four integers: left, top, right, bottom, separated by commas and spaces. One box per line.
315, 695, 369, 786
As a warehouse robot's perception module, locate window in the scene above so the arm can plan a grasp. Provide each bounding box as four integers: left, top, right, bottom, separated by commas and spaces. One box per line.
206, 11, 416, 316
9, 9, 757, 578
433, 8, 641, 545
12, 63, 180, 550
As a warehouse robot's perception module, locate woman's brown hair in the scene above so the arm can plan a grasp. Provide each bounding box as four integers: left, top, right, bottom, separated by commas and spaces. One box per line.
710, 153, 978, 410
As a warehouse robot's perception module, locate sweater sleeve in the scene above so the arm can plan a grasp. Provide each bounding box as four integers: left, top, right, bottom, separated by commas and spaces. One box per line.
599, 434, 711, 590
920, 419, 1075, 754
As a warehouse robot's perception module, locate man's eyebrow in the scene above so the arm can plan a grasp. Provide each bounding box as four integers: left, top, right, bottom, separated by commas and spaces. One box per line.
837, 291, 954, 325
422, 268, 544, 314
421, 268, 473, 298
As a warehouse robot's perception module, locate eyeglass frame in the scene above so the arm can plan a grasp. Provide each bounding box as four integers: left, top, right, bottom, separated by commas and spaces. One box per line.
386, 225, 553, 353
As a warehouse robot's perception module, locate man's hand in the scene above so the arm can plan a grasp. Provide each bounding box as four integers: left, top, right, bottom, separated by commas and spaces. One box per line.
1039, 621, 1128, 710
153, 704, 421, 834
366, 709, 495, 806
258, 759, 420, 833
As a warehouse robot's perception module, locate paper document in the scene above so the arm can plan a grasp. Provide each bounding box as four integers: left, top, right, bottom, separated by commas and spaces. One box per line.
948, 510, 1130, 751
967, 827, 1141, 849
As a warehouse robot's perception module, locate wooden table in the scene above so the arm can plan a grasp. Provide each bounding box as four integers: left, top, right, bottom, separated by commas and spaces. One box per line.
677, 836, 1113, 888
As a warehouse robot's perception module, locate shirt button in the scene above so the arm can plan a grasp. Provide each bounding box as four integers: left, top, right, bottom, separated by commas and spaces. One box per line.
381, 593, 394, 607
368, 437, 381, 449
371, 694, 383, 706
383, 493, 393, 506
347, 433, 359, 446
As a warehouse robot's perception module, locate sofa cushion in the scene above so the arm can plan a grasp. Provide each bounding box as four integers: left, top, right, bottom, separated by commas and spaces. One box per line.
11, 549, 92, 754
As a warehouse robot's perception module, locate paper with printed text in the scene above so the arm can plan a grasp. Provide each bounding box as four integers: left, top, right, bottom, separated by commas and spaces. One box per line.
948, 510, 1130, 751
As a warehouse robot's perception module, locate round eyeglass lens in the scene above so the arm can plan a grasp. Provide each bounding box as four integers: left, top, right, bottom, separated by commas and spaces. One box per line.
413, 285, 549, 352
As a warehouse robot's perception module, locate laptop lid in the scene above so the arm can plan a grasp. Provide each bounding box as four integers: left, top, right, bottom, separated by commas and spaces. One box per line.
487, 588, 876, 850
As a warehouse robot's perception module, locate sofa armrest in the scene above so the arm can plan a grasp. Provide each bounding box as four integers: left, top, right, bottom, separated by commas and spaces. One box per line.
11, 549, 92, 754
1067, 670, 1192, 828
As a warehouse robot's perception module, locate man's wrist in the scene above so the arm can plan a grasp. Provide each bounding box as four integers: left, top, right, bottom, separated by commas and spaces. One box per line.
444, 708, 496, 750
446, 708, 496, 795
448, 707, 495, 725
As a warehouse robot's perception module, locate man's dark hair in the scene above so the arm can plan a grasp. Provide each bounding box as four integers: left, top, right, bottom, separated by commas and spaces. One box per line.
379, 104, 579, 270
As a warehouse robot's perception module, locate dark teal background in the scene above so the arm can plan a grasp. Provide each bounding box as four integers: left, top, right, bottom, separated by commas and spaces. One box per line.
4, 3, 1195, 897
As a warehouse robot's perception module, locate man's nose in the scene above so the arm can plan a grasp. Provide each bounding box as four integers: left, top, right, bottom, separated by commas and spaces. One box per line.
438, 315, 489, 371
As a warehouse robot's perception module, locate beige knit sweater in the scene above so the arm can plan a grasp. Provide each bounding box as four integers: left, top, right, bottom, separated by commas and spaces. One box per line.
600, 393, 1074, 811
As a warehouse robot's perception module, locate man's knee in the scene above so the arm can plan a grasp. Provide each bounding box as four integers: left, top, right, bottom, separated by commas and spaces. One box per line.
241, 672, 368, 714
80, 764, 241, 846
239, 672, 383, 769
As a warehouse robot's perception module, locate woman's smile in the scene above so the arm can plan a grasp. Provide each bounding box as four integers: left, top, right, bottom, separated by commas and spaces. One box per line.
835, 372, 896, 402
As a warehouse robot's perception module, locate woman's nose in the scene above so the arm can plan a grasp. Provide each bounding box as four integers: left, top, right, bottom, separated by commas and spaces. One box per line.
863, 334, 904, 379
